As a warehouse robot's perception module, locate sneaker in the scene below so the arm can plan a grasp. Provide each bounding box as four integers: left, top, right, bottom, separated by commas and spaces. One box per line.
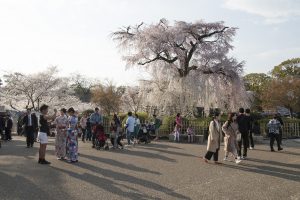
250, 147, 254, 150
235, 159, 242, 164
203, 158, 209, 163
241, 156, 247, 160
271, 149, 275, 152
278, 147, 283, 151
223, 157, 229, 161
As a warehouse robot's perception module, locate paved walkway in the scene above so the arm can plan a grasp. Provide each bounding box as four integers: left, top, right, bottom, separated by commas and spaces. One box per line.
0, 136, 299, 200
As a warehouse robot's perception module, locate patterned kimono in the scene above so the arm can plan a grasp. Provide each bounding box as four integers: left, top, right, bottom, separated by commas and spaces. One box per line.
55, 115, 68, 158
67, 115, 79, 162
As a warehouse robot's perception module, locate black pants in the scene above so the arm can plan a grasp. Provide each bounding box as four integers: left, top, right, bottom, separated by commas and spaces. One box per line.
238, 132, 249, 157
204, 149, 219, 161
5, 129, 12, 140
270, 133, 281, 150
25, 127, 35, 147
81, 128, 86, 141
92, 133, 97, 147
249, 131, 254, 148
279, 128, 283, 145
0, 129, 4, 140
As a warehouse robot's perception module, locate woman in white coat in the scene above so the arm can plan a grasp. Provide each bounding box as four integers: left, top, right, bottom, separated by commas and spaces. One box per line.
203, 113, 222, 164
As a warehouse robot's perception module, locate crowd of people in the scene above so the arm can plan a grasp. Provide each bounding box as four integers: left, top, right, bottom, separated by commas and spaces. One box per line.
0, 105, 163, 164
0, 105, 285, 166
203, 108, 284, 164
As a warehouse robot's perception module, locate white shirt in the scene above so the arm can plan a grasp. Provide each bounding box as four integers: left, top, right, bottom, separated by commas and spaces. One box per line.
135, 118, 141, 126
80, 117, 87, 129
126, 116, 135, 133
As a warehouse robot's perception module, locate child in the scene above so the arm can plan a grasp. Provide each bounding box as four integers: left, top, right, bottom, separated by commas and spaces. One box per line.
174, 124, 180, 142
186, 126, 195, 143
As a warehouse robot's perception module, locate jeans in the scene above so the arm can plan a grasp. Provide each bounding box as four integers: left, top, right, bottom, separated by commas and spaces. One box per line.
86, 129, 92, 141
127, 131, 133, 145
238, 132, 249, 157
174, 131, 180, 142
205, 149, 219, 161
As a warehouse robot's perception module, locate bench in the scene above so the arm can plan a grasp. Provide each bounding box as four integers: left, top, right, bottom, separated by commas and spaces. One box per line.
169, 134, 204, 144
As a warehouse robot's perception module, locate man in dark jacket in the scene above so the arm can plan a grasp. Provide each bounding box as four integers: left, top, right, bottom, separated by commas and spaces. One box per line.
23, 109, 38, 148
245, 109, 254, 149
236, 108, 250, 159
5, 115, 13, 141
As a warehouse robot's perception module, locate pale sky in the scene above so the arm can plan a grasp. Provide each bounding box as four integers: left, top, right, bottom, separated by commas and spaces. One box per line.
0, 0, 299, 85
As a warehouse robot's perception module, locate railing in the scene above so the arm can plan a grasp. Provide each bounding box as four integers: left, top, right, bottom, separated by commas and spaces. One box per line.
260, 122, 300, 138
102, 118, 300, 139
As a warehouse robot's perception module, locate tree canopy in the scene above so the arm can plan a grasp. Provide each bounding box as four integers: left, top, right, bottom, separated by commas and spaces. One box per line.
113, 19, 243, 79
271, 58, 300, 79
91, 81, 125, 115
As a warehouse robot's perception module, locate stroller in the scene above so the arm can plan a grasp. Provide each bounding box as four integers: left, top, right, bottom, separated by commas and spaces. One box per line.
95, 124, 109, 150
137, 124, 151, 144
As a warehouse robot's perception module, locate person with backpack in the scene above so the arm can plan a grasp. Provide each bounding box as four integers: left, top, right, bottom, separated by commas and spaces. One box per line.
203, 113, 222, 164
275, 114, 284, 145
267, 115, 283, 152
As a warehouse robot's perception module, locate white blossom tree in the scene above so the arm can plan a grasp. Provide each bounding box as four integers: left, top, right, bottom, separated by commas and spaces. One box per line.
112, 19, 243, 78
2, 67, 82, 111
113, 19, 248, 115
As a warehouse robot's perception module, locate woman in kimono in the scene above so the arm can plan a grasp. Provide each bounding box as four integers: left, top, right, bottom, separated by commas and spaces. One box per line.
66, 107, 79, 163
222, 113, 242, 164
55, 108, 68, 160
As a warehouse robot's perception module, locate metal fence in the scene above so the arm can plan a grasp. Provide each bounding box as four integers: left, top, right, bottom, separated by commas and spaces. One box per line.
259, 122, 300, 138
158, 120, 300, 139
102, 117, 300, 139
